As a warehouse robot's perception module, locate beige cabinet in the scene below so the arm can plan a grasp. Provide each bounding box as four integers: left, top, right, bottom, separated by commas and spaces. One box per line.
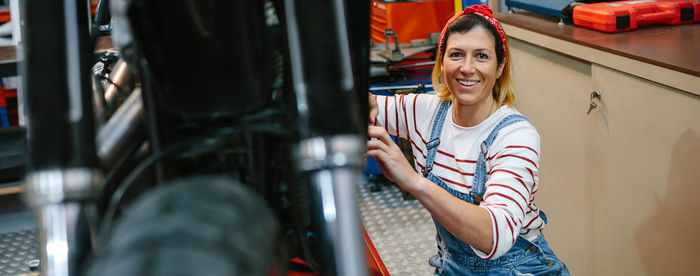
507, 34, 700, 275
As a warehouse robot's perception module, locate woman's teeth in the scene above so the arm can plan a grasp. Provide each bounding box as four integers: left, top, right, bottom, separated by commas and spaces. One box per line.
457, 80, 479, 86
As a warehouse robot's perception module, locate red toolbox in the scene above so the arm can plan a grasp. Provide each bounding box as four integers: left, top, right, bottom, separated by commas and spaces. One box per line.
573, 0, 700, 33
370, 0, 454, 43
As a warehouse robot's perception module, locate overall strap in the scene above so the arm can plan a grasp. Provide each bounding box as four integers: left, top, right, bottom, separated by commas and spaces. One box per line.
470, 114, 529, 203
422, 101, 452, 176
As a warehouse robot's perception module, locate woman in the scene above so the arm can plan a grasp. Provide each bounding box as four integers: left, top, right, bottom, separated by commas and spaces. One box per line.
366, 5, 569, 275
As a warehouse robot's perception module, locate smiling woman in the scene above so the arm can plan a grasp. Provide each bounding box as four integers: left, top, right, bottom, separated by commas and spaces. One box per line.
432, 11, 514, 127
440, 28, 504, 127
366, 4, 569, 276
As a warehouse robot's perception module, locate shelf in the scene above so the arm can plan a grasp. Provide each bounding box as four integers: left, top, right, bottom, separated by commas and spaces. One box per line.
0, 36, 114, 78
0, 180, 22, 196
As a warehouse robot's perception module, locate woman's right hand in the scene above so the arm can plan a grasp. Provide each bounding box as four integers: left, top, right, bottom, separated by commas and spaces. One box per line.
365, 126, 424, 193
368, 93, 378, 125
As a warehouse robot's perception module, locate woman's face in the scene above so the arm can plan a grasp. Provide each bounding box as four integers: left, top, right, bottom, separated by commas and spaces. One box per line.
441, 26, 504, 109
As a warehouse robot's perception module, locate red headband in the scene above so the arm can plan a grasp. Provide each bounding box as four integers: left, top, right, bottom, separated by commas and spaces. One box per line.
438, 5, 507, 57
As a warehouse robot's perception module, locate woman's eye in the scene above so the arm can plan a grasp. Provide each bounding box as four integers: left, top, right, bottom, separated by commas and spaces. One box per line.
449, 52, 463, 58
476, 53, 488, 60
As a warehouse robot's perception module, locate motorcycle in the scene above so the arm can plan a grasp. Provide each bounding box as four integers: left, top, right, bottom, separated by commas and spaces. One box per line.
20, 0, 372, 275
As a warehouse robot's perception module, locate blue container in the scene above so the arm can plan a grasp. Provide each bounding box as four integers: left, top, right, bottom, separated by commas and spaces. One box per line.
0, 107, 8, 128
462, 0, 486, 9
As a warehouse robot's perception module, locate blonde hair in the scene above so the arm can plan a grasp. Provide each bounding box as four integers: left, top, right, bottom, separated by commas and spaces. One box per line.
431, 16, 516, 107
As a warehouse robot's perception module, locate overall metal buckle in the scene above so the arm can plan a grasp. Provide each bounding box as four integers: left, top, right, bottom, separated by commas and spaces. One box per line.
470, 192, 483, 204
480, 142, 489, 156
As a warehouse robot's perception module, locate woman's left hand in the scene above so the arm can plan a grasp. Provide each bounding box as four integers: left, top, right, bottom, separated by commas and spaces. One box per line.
365, 126, 424, 193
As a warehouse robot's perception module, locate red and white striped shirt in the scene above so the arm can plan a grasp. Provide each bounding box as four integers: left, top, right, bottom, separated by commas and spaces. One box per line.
374, 93, 545, 260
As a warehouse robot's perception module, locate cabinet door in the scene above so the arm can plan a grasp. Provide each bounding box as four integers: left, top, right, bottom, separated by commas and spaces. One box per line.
509, 38, 594, 276
510, 37, 700, 275
587, 64, 700, 276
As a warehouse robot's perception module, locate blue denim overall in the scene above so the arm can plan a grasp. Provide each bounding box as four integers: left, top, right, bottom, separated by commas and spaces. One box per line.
425, 101, 569, 275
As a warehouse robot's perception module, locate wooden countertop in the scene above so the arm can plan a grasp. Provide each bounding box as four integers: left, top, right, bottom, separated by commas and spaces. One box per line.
496, 11, 700, 78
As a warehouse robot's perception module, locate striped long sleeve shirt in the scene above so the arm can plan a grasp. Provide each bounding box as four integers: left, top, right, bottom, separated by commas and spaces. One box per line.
373, 93, 545, 260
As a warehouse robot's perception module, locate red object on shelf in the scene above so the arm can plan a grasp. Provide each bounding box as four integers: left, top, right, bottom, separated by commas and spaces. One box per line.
0, 85, 6, 108
573, 0, 700, 33
371, 0, 454, 43
387, 51, 436, 72
0, 10, 9, 23
2, 88, 18, 126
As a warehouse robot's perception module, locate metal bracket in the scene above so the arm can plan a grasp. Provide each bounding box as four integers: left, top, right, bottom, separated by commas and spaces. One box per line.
384, 29, 404, 62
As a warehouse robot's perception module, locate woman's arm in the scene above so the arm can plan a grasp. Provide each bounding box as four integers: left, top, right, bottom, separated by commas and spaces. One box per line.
413, 177, 495, 253
367, 93, 415, 140
473, 125, 540, 259
365, 125, 494, 253
366, 122, 541, 259
369, 93, 378, 125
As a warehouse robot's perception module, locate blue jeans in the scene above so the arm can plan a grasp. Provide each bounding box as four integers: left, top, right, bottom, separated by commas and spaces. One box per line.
428, 232, 569, 275
425, 172, 569, 276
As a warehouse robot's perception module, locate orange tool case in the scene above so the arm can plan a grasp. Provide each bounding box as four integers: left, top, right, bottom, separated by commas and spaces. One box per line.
370, 0, 454, 43
573, 0, 700, 33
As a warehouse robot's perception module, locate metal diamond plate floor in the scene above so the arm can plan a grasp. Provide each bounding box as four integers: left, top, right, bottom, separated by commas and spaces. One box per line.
358, 181, 436, 276
0, 229, 38, 276
0, 183, 435, 276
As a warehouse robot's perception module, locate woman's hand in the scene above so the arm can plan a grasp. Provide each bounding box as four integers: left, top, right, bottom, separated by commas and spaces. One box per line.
368, 94, 378, 125
365, 126, 425, 193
